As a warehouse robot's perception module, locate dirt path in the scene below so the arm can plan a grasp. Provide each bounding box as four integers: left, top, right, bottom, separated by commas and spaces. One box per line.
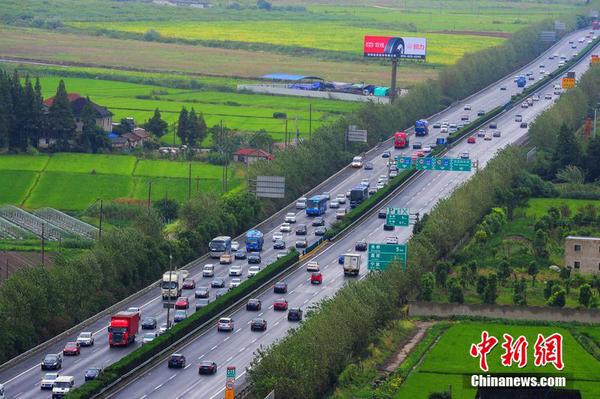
380, 320, 435, 374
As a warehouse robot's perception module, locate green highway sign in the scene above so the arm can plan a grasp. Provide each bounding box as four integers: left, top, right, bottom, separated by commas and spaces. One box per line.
397, 156, 471, 172
368, 243, 407, 271
386, 207, 410, 226
396, 156, 413, 170
450, 158, 472, 171
226, 366, 236, 378
433, 157, 452, 171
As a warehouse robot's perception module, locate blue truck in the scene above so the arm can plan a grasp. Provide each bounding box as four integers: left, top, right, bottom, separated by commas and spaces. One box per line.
415, 119, 429, 136
516, 76, 526, 88
245, 229, 264, 252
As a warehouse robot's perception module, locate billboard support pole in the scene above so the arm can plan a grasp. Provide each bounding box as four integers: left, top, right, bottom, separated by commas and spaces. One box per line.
390, 57, 398, 103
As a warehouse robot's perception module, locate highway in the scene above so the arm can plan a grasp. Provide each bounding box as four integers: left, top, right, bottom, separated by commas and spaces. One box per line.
0, 28, 594, 399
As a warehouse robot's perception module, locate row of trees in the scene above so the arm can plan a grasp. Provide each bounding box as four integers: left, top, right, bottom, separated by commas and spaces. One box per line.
176, 107, 207, 147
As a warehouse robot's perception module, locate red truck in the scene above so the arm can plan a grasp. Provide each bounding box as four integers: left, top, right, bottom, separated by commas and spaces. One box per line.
108, 311, 140, 347
394, 131, 409, 149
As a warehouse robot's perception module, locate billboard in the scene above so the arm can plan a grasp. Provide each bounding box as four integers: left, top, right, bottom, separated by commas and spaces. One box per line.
363, 36, 427, 60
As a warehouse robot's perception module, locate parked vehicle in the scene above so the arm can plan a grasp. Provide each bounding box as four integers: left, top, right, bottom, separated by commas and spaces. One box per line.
343, 253, 361, 276
108, 311, 140, 347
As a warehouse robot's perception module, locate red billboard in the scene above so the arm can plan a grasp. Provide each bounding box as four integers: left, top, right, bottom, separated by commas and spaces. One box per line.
363, 36, 427, 60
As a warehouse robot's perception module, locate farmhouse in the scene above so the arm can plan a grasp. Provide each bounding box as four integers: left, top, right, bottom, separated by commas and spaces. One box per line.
564, 236, 600, 275
43, 93, 113, 133
233, 148, 273, 164
122, 127, 151, 148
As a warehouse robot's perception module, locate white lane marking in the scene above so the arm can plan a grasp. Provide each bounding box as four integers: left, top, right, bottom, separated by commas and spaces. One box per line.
239, 347, 246, 352
226, 356, 233, 362
198, 354, 205, 360
258, 312, 263, 317
234, 328, 241, 334
224, 337, 230, 342
289, 290, 295, 294
251, 338, 257, 344
140, 395, 147, 399
210, 345, 218, 351
169, 374, 176, 380
155, 383, 163, 390
303, 299, 309, 304
185, 364, 192, 369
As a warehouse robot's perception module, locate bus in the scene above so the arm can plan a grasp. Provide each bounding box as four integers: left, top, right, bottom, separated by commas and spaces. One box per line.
306, 195, 328, 216
394, 131, 409, 149
245, 229, 264, 252
209, 236, 232, 258
350, 185, 368, 208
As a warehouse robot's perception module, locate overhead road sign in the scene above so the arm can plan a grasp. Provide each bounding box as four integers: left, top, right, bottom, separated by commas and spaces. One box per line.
386, 207, 410, 227
347, 125, 368, 143
540, 31, 557, 43
252, 176, 285, 199
363, 36, 427, 60
562, 77, 575, 89
368, 243, 407, 271
396, 157, 472, 172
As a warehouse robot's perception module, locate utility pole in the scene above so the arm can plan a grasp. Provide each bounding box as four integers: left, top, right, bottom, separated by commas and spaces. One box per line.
390, 57, 398, 103
98, 199, 103, 240
188, 163, 192, 201
166, 253, 173, 328
41, 223, 45, 267
147, 180, 152, 211
309, 104, 312, 140
285, 119, 288, 148
196, 176, 200, 194
594, 108, 598, 138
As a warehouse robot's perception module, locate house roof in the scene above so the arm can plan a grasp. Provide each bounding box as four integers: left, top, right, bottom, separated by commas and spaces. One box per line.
43, 93, 112, 118
132, 127, 150, 139
261, 74, 324, 82
234, 148, 273, 160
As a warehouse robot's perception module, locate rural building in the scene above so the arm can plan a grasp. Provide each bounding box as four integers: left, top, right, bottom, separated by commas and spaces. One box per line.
564, 236, 600, 275
122, 127, 151, 148
43, 93, 113, 133
233, 148, 273, 164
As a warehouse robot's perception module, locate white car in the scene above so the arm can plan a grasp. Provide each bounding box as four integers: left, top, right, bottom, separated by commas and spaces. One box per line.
295, 197, 307, 209
159, 323, 170, 335
360, 178, 370, 187
76, 332, 94, 347
142, 332, 157, 345
202, 264, 215, 278
284, 212, 296, 223
272, 232, 284, 242
477, 129, 486, 138
231, 241, 239, 251
336, 194, 346, 204
329, 200, 339, 209
322, 192, 330, 200
305, 261, 320, 272
532, 95, 540, 102
229, 265, 243, 277
440, 126, 448, 133
248, 265, 261, 277
351, 156, 363, 168
389, 170, 398, 178
217, 317, 234, 332
376, 183, 385, 190
229, 278, 242, 288
460, 152, 470, 159
386, 236, 399, 244
544, 93, 552, 100
521, 102, 529, 108
484, 132, 492, 141
280, 223, 292, 232
41, 372, 59, 390
463, 104, 471, 110
422, 145, 432, 153
276, 252, 287, 259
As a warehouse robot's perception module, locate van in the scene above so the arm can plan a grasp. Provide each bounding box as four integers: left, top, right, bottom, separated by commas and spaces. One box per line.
515, 115, 523, 122
484, 132, 492, 141
295, 197, 307, 209
52, 376, 74, 398
202, 264, 215, 278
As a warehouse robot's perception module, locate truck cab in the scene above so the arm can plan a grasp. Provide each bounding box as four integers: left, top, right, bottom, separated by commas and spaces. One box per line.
108, 311, 140, 347
161, 271, 184, 299
51, 376, 74, 398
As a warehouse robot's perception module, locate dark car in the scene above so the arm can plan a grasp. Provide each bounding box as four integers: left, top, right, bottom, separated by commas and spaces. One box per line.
382, 151, 391, 158
211, 277, 226, 288
412, 142, 422, 150
195, 287, 210, 298
63, 342, 80, 356
250, 318, 267, 331
295, 224, 307, 235
84, 367, 102, 381
312, 217, 325, 227
477, 110, 485, 116
196, 298, 210, 310
234, 250, 247, 260
246, 298, 262, 311
489, 122, 497, 129
314, 226, 327, 236
338, 255, 344, 264
378, 209, 387, 219
273, 239, 286, 250
364, 162, 374, 170
288, 308, 303, 322
198, 361, 218, 375
248, 252, 262, 264
141, 317, 157, 330
168, 353, 186, 368
41, 354, 62, 370
355, 240, 367, 251
383, 223, 395, 231
274, 281, 288, 293
295, 239, 308, 248
520, 122, 528, 128
182, 279, 196, 290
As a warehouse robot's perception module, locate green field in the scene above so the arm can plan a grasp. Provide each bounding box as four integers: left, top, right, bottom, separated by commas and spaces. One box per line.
35, 76, 356, 143
397, 322, 600, 398
526, 198, 600, 218
0, 154, 238, 211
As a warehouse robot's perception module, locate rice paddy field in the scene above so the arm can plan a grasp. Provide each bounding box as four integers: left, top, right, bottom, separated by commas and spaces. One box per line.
396, 322, 600, 398
0, 154, 240, 211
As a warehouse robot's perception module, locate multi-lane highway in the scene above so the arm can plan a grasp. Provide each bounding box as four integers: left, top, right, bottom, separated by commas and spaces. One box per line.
0, 27, 595, 399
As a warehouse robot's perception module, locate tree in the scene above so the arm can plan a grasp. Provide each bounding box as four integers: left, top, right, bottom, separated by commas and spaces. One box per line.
435, 261, 450, 287
532, 229, 548, 259
512, 278, 527, 306
483, 274, 498, 304
544, 280, 557, 300
495, 186, 530, 219
498, 259, 511, 285
586, 135, 600, 181
249, 129, 274, 152
527, 261, 539, 286
476, 275, 487, 297
547, 287, 566, 307
187, 108, 199, 147
459, 265, 472, 287
579, 283, 592, 308
144, 108, 168, 138
153, 198, 179, 223
418, 272, 435, 302
447, 278, 464, 304
47, 80, 75, 144
552, 123, 582, 174
177, 107, 189, 145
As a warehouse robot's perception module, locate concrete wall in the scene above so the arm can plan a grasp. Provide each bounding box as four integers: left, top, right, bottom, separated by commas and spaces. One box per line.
408, 302, 600, 324
237, 84, 393, 104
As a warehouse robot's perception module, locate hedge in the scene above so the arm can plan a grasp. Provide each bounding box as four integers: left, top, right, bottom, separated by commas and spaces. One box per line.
65, 249, 299, 398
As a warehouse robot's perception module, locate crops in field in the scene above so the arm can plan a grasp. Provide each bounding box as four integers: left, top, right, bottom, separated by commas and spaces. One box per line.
396, 322, 600, 398
0, 154, 239, 211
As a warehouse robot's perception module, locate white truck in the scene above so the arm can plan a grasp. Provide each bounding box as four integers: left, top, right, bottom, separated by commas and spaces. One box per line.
342, 253, 361, 276
52, 375, 74, 398
161, 270, 188, 299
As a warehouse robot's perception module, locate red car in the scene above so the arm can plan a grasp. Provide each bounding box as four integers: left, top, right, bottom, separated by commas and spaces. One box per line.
182, 279, 196, 290
273, 298, 288, 311
310, 272, 323, 285
175, 297, 189, 310
63, 341, 80, 356
411, 150, 425, 159
467, 136, 476, 144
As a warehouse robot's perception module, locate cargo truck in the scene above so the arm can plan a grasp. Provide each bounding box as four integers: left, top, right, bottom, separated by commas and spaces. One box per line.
51, 376, 74, 398
414, 120, 429, 137
516, 76, 526, 88
342, 253, 361, 276
108, 311, 140, 347
245, 229, 264, 252
393, 131, 409, 149
161, 271, 185, 299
